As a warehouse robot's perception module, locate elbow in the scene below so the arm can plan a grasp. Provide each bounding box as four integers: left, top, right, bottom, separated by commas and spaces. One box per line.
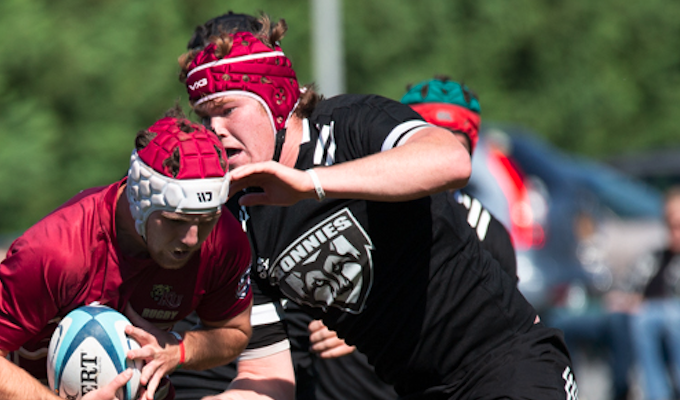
448, 148, 472, 190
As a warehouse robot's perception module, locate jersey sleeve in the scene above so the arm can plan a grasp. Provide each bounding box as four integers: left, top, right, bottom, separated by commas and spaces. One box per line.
0, 238, 86, 351
238, 280, 290, 360
323, 95, 433, 158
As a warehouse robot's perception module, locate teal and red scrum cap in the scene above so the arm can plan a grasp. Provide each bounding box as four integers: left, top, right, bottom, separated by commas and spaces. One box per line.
401, 78, 481, 153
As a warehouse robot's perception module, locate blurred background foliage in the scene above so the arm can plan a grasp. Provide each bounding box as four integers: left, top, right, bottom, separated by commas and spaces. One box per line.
1, 0, 679, 235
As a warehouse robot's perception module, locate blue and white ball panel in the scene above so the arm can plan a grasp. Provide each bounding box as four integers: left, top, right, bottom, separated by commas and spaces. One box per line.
47, 305, 142, 400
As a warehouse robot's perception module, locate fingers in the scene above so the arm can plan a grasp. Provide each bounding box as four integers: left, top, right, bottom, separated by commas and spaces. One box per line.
308, 319, 326, 333
143, 372, 162, 400
312, 337, 356, 359
126, 344, 154, 364
308, 319, 355, 359
139, 357, 163, 386
82, 369, 133, 400
125, 325, 155, 346
308, 319, 333, 344
110, 368, 134, 389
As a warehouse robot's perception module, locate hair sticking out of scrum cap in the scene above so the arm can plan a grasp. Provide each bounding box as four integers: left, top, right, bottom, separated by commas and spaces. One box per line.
184, 29, 300, 133
186, 11, 263, 51
401, 77, 481, 154
126, 116, 230, 239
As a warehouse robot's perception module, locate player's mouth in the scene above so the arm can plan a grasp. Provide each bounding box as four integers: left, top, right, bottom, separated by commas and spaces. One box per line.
171, 249, 192, 260
226, 148, 241, 158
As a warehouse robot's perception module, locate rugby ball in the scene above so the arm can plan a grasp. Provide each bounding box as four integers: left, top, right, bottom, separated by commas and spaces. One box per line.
47, 304, 143, 400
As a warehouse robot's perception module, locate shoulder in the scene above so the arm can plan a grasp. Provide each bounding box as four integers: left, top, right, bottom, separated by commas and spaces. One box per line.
4, 182, 117, 276
2, 233, 89, 299
313, 94, 422, 121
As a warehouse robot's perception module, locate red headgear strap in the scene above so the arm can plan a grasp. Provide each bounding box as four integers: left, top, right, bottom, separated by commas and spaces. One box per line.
138, 117, 228, 179
409, 103, 480, 154
185, 31, 300, 132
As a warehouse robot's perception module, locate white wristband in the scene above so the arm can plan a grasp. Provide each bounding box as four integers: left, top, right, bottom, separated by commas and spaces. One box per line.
306, 169, 326, 201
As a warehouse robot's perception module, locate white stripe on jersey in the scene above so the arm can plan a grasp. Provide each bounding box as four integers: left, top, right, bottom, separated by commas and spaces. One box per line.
476, 209, 491, 241
251, 302, 283, 326
314, 122, 336, 166
458, 193, 491, 241
238, 339, 291, 360
467, 198, 482, 228
458, 192, 471, 208
301, 117, 311, 144
381, 120, 431, 152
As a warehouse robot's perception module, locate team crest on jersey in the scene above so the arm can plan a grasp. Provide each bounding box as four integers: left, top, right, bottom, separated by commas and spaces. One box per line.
150, 285, 183, 308
269, 208, 374, 313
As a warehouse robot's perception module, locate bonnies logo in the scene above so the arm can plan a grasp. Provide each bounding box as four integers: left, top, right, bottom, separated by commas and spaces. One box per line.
270, 208, 374, 313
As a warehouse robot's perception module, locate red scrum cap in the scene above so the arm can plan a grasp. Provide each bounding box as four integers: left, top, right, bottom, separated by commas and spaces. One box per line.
185, 31, 300, 133
126, 117, 230, 239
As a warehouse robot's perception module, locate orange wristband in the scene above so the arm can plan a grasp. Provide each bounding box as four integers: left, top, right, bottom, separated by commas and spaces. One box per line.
170, 331, 185, 369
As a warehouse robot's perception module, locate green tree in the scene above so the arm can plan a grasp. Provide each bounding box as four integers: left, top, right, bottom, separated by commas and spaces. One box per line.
1, 0, 680, 235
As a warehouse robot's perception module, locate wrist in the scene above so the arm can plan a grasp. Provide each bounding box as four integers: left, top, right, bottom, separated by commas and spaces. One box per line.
169, 330, 185, 369
306, 169, 326, 201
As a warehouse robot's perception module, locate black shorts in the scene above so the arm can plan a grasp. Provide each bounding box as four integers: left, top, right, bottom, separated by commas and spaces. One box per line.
399, 325, 578, 400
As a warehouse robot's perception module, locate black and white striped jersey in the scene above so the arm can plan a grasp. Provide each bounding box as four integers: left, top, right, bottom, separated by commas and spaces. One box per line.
238, 94, 538, 395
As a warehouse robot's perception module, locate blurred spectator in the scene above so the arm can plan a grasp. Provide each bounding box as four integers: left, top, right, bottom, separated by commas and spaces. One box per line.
548, 210, 636, 400
626, 186, 680, 400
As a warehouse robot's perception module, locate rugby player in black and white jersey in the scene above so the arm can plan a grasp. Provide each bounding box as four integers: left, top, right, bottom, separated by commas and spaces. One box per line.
172, 11, 578, 400
294, 77, 520, 400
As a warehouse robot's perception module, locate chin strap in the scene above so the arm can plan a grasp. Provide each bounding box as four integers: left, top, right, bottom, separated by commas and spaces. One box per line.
272, 128, 287, 162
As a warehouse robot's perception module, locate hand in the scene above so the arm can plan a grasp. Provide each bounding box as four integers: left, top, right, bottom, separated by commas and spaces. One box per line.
228, 161, 317, 206
81, 369, 133, 400
308, 320, 355, 359
124, 304, 181, 400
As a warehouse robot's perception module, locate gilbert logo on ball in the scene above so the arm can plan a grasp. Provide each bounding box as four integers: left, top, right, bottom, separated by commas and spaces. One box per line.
47, 304, 142, 400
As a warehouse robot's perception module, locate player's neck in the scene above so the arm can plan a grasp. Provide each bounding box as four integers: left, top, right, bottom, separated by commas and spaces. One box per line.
279, 116, 303, 167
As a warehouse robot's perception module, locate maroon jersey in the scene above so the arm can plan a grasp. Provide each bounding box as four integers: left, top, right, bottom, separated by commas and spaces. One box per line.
0, 178, 252, 380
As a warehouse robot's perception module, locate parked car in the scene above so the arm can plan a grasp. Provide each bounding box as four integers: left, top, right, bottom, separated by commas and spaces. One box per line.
465, 125, 665, 315
607, 147, 680, 193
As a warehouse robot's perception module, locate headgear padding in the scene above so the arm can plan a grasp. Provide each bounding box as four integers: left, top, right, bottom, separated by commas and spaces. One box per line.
408, 103, 480, 154
401, 79, 481, 154
185, 31, 300, 133
126, 117, 230, 239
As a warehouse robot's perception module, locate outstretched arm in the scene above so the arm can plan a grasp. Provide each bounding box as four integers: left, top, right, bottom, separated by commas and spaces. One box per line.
0, 351, 64, 400
0, 349, 134, 400
199, 350, 296, 400
125, 301, 253, 400
229, 126, 471, 206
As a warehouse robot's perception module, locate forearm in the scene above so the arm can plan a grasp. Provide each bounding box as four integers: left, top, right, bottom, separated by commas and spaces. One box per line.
312, 127, 470, 201
0, 356, 59, 400
181, 325, 250, 371
215, 350, 295, 400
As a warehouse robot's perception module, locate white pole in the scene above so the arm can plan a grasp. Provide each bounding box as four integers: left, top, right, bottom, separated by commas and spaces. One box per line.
311, 0, 345, 97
